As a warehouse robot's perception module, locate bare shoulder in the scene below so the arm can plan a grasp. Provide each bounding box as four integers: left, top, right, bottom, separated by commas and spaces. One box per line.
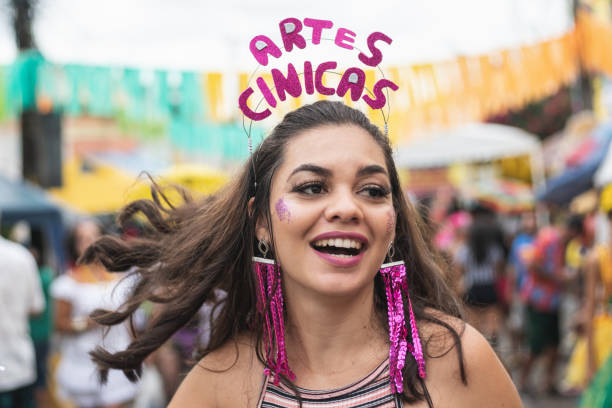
419, 310, 522, 408
169, 333, 264, 408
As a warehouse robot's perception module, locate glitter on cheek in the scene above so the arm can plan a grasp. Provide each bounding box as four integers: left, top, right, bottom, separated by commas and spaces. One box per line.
275, 198, 292, 223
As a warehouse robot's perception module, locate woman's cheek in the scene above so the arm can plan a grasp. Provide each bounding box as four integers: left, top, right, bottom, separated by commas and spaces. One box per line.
274, 197, 292, 223
385, 208, 396, 238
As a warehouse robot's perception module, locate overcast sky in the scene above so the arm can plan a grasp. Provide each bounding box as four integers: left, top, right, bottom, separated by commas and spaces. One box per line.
0, 0, 574, 71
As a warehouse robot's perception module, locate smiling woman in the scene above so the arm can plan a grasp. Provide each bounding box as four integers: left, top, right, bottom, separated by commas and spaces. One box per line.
81, 101, 522, 407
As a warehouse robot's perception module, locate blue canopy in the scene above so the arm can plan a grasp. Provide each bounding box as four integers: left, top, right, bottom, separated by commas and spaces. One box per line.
0, 176, 65, 268
537, 122, 612, 205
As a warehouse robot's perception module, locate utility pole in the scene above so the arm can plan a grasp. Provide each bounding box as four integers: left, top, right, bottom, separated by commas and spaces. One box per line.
10, 0, 36, 51
9, 0, 63, 188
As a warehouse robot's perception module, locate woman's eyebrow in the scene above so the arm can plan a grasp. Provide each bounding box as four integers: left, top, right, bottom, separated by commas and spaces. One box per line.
356, 164, 388, 178
287, 164, 332, 180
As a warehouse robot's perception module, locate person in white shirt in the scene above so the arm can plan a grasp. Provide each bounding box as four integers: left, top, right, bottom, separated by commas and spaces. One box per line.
51, 220, 138, 408
0, 235, 45, 406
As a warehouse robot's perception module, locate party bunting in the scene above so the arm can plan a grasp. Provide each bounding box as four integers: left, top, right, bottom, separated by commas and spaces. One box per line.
576, 9, 612, 77
200, 31, 580, 144
0, 23, 584, 151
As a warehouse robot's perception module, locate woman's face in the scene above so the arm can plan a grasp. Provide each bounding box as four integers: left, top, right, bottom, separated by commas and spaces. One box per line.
262, 124, 396, 299
75, 221, 101, 258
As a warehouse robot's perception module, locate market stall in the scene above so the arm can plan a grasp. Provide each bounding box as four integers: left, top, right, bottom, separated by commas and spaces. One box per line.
0, 175, 65, 268
48, 158, 139, 214
124, 163, 229, 205
49, 158, 230, 214
394, 123, 545, 193
537, 122, 612, 204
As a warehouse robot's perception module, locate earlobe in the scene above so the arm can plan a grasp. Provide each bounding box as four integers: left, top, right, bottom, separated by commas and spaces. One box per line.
256, 226, 270, 243
249, 198, 272, 243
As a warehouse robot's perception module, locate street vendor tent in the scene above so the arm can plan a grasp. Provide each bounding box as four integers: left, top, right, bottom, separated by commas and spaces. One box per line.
394, 123, 543, 172
124, 163, 229, 205
48, 158, 139, 214
0, 175, 65, 267
49, 158, 230, 214
594, 123, 612, 188
595, 147, 612, 188
538, 122, 612, 204
460, 178, 534, 213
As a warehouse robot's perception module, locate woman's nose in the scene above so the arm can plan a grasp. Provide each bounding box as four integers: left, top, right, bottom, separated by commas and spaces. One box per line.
323, 188, 363, 223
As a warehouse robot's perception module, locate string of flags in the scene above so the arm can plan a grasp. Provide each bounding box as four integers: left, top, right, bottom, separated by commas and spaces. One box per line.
6, 9, 612, 147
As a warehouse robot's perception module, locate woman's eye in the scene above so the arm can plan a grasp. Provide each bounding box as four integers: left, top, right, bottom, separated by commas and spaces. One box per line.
295, 182, 325, 195
360, 186, 390, 198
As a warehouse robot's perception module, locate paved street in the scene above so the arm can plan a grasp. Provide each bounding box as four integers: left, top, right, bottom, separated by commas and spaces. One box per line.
500, 320, 581, 408
522, 394, 578, 408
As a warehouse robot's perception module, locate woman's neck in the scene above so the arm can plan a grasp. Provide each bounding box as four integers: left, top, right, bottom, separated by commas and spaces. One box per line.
283, 283, 388, 380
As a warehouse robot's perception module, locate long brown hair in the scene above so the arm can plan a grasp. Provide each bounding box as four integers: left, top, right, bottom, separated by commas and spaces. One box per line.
83, 100, 465, 406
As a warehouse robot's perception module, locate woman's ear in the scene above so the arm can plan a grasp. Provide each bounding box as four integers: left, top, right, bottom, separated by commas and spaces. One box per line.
256, 225, 270, 243
249, 197, 270, 243
247, 197, 255, 218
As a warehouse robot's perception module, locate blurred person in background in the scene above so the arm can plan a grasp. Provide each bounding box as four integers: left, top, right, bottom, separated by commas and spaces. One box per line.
518, 216, 576, 396
438, 210, 472, 294
143, 288, 228, 404
564, 213, 595, 284
564, 193, 612, 407
434, 209, 471, 257
560, 213, 595, 394
50, 220, 138, 408
508, 211, 537, 303
563, 213, 596, 339
454, 216, 505, 345
139, 288, 227, 405
27, 227, 55, 408
0, 234, 45, 407
506, 210, 537, 365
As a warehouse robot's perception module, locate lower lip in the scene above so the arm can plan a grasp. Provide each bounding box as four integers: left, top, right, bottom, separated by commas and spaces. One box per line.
312, 248, 365, 267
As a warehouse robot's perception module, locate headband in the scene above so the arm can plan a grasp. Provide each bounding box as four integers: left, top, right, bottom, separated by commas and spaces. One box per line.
238, 18, 399, 147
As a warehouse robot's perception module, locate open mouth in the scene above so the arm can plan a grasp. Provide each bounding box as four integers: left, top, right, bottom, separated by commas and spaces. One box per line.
310, 238, 366, 258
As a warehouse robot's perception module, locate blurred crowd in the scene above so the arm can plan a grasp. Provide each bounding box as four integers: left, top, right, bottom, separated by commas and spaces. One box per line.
0, 218, 223, 408
427, 188, 612, 403
2, 188, 612, 407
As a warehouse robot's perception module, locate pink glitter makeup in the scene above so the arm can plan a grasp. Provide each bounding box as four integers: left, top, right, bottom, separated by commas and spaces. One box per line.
275, 198, 291, 222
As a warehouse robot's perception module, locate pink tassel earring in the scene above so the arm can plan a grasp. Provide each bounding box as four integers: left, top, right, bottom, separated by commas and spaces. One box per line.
253, 239, 296, 385
379, 254, 426, 394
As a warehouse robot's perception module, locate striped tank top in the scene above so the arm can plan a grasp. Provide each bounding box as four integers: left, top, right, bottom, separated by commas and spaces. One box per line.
257, 358, 402, 407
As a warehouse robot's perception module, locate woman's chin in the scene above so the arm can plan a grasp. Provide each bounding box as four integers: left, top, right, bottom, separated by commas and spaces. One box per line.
306, 274, 375, 299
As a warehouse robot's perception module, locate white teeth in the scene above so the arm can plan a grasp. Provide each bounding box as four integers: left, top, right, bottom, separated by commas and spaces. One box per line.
312, 238, 363, 249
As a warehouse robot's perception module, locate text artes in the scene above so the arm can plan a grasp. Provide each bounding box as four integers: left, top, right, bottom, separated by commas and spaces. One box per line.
239, 17, 399, 121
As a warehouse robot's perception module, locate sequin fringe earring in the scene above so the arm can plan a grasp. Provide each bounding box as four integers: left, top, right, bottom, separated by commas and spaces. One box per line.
379, 245, 426, 394
253, 239, 296, 385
